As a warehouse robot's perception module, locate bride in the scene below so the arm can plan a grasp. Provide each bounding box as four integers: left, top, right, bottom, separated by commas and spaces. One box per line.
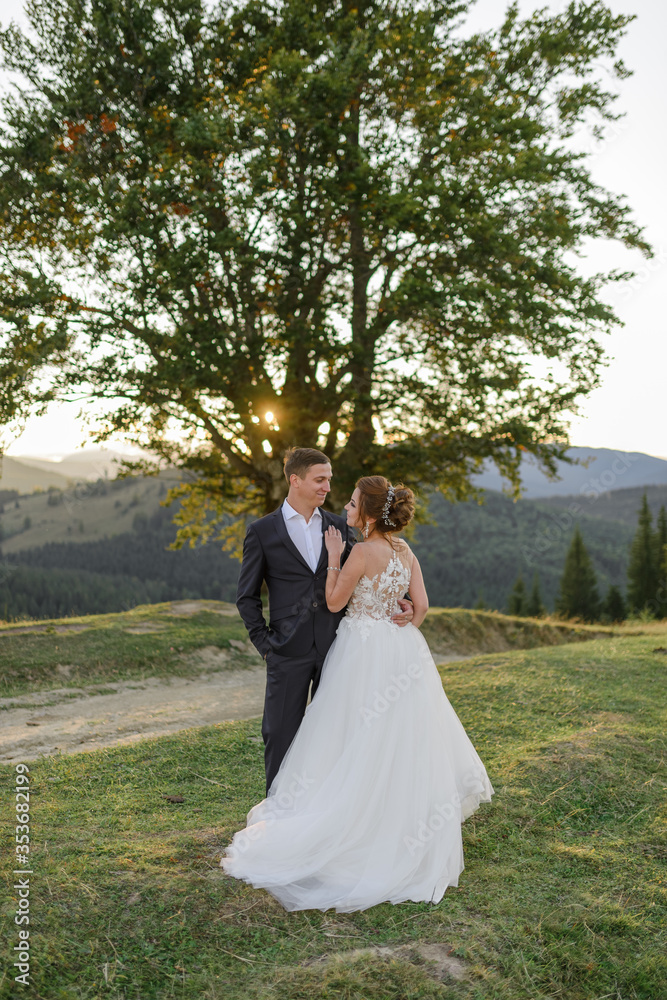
220, 476, 494, 912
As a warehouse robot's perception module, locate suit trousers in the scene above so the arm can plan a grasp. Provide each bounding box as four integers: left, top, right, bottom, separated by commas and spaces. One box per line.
262, 645, 326, 795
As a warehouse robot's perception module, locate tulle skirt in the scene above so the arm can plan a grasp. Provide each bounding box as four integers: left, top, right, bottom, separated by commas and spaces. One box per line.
220, 618, 494, 912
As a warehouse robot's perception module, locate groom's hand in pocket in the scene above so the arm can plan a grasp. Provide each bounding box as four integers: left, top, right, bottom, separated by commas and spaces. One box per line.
392, 598, 414, 627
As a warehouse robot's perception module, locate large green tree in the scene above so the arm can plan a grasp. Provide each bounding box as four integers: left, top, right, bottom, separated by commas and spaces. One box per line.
0, 0, 649, 547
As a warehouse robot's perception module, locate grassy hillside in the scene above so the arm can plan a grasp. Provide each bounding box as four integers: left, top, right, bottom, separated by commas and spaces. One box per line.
0, 473, 177, 552
0, 601, 619, 701
419, 608, 620, 658
0, 602, 254, 700
0, 624, 665, 999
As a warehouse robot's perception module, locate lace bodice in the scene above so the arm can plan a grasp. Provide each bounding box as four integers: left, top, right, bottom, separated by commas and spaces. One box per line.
342, 550, 412, 640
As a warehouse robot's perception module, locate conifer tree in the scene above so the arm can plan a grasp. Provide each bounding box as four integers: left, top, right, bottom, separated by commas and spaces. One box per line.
507, 574, 526, 617
602, 584, 626, 623
556, 526, 600, 622
627, 493, 659, 613
660, 545, 667, 621
474, 590, 488, 611
525, 573, 546, 618
656, 505, 667, 552
655, 505, 667, 612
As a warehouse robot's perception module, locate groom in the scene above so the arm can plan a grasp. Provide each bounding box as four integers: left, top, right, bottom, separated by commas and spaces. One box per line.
236, 446, 414, 793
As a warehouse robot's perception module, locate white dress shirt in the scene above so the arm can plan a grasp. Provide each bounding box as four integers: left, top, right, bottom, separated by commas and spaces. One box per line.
282, 498, 323, 572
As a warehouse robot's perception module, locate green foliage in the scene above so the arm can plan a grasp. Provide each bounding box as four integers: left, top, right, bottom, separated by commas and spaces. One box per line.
508, 571, 545, 617
412, 489, 631, 613
659, 543, 667, 613
632, 606, 657, 625
601, 583, 626, 623
525, 572, 546, 617
0, 505, 242, 620
132, 510, 149, 532
473, 589, 487, 610
0, 0, 650, 543
627, 492, 660, 613
0, 563, 164, 621
656, 504, 667, 549
507, 573, 526, 616
537, 483, 667, 527
655, 504, 667, 604
556, 525, 600, 622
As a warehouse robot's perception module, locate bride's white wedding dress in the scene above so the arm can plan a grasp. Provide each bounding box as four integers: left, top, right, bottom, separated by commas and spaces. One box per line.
220, 544, 494, 913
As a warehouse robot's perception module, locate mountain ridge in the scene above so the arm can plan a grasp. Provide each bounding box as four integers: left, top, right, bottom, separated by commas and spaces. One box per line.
471, 446, 667, 498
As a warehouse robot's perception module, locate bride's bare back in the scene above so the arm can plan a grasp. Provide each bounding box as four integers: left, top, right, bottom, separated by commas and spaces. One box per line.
326, 532, 429, 627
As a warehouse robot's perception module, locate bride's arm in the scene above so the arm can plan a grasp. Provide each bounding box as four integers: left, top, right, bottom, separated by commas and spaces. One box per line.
407, 555, 429, 628
325, 529, 366, 613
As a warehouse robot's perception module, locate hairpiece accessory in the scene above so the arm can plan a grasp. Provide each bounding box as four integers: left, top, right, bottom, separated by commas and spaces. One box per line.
364, 521, 370, 539
381, 485, 396, 527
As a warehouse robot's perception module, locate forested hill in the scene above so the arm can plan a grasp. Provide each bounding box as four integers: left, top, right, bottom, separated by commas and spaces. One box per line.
411, 490, 628, 612
2, 477, 666, 621
533, 484, 667, 525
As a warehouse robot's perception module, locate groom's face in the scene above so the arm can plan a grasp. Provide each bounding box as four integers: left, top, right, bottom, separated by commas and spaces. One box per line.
294, 462, 332, 508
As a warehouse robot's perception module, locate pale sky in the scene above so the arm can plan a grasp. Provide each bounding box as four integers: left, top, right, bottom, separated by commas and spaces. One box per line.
1, 0, 665, 460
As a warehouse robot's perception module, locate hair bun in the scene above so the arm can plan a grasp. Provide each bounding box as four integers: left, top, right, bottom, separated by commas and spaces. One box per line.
387, 485, 415, 530
355, 476, 415, 535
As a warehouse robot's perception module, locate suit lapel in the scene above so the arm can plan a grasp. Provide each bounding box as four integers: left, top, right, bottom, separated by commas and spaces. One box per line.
272, 506, 315, 574
316, 509, 333, 572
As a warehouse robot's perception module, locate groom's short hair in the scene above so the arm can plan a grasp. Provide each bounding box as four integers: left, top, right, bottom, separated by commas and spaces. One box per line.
284, 447, 331, 483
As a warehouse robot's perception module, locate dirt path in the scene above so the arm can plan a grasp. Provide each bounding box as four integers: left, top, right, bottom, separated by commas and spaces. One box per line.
0, 667, 268, 763
1, 653, 470, 764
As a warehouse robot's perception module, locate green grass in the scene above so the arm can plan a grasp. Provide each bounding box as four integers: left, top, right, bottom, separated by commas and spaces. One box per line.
0, 600, 622, 703
0, 602, 255, 701
1, 627, 666, 999
419, 606, 620, 657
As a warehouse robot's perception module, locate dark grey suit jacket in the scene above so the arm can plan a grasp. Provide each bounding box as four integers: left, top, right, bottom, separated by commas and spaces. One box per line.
236, 506, 355, 659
